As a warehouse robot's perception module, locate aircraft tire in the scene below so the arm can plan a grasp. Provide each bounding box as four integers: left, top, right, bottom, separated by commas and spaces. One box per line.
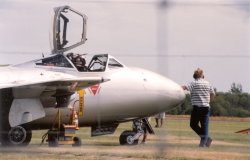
119, 130, 138, 145
1, 125, 32, 146
72, 137, 81, 147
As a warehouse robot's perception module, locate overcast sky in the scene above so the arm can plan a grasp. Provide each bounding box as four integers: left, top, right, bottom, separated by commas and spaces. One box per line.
0, 0, 249, 92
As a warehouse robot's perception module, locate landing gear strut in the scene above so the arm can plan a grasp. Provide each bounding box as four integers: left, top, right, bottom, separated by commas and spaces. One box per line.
119, 118, 154, 145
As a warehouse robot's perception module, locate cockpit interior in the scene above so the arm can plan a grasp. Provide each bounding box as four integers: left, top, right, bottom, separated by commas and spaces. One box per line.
35, 53, 124, 72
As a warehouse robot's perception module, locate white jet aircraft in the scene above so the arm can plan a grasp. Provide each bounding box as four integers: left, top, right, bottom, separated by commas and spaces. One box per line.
0, 6, 185, 146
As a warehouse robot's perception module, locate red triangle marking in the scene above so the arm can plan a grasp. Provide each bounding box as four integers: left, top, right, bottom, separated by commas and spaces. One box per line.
90, 85, 100, 95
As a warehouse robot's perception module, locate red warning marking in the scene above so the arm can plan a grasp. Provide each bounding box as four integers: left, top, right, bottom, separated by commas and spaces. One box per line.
89, 85, 100, 95
235, 128, 250, 134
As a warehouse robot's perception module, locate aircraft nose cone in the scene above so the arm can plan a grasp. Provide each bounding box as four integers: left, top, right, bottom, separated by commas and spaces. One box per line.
142, 70, 186, 112
171, 83, 186, 105
160, 78, 186, 107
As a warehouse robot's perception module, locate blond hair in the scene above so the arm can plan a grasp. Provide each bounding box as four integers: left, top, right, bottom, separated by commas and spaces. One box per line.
193, 68, 204, 79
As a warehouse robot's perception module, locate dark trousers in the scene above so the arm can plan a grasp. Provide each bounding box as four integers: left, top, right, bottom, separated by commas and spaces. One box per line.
190, 106, 210, 146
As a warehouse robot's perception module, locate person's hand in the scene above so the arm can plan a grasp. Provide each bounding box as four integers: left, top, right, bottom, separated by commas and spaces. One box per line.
181, 86, 187, 90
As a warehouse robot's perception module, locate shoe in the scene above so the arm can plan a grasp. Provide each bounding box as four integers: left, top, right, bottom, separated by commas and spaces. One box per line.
199, 138, 206, 147
206, 137, 212, 147
155, 125, 159, 128
141, 141, 146, 144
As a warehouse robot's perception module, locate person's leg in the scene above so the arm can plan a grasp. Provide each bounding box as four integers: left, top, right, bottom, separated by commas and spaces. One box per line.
160, 118, 163, 127
199, 107, 210, 147
190, 106, 202, 136
155, 118, 159, 128
142, 130, 148, 143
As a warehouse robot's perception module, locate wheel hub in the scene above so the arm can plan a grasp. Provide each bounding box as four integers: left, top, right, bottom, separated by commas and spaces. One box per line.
126, 135, 134, 145
8, 126, 27, 145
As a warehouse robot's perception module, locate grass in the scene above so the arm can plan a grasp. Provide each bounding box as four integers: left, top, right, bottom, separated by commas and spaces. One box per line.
1, 116, 250, 160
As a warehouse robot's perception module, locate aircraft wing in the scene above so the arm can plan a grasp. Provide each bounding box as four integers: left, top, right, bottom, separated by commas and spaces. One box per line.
0, 68, 109, 90
0, 76, 108, 90
0, 68, 109, 127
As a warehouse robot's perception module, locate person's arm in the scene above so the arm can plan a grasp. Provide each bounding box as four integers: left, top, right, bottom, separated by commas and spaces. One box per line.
210, 93, 215, 101
209, 85, 216, 101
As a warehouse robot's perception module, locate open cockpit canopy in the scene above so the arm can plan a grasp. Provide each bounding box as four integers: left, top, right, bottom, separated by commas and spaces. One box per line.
52, 5, 87, 54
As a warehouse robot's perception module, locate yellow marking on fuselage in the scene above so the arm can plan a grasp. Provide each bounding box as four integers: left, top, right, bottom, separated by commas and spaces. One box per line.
77, 89, 85, 116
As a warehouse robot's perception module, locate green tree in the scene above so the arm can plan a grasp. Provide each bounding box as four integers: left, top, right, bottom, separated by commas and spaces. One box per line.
211, 103, 228, 116
225, 93, 240, 106
234, 108, 250, 117
230, 82, 242, 94
210, 95, 229, 116
239, 94, 250, 110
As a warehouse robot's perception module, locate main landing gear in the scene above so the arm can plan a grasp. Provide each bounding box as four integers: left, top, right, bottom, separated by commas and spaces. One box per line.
1, 125, 32, 146
119, 118, 154, 145
0, 88, 31, 146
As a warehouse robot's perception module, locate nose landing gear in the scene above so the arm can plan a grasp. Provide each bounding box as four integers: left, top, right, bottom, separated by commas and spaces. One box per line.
119, 118, 154, 145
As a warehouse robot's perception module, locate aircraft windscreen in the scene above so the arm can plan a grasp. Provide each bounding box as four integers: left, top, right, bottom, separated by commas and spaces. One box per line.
88, 55, 108, 72
35, 55, 73, 68
108, 58, 123, 68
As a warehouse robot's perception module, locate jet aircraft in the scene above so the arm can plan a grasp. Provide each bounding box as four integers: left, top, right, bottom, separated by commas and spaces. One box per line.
0, 5, 185, 146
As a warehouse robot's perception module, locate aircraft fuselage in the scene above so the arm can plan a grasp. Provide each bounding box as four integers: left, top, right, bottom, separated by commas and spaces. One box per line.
31, 66, 185, 129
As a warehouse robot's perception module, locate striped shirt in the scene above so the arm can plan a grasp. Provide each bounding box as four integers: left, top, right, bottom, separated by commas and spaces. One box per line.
187, 78, 215, 107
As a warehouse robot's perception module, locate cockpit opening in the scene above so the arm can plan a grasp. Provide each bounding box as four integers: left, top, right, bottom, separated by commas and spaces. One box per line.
66, 53, 88, 71
66, 53, 108, 72
35, 53, 123, 72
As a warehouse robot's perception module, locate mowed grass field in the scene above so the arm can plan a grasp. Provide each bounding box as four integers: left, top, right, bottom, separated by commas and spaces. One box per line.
0, 116, 249, 160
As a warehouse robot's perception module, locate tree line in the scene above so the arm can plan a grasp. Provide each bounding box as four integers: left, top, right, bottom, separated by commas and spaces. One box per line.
167, 83, 250, 117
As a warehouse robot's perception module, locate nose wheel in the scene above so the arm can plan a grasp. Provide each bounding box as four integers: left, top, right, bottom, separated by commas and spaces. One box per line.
119, 118, 154, 145
119, 130, 139, 145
